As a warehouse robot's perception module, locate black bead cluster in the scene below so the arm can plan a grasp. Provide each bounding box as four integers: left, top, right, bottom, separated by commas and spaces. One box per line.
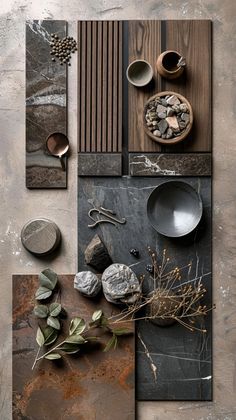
146, 264, 154, 274
130, 248, 140, 258
50, 33, 77, 66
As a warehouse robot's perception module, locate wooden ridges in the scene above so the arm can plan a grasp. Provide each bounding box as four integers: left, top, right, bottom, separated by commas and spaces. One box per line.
78, 21, 123, 153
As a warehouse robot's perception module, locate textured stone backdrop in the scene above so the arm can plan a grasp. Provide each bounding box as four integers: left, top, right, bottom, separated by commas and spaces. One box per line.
1, 1, 236, 419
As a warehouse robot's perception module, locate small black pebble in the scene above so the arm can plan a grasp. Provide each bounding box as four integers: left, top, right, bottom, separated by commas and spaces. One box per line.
130, 248, 139, 258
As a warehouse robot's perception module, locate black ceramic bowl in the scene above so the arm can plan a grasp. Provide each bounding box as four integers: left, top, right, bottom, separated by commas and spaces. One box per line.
147, 181, 203, 238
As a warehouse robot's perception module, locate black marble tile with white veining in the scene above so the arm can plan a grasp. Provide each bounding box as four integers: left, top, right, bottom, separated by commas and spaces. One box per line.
129, 153, 212, 177
26, 20, 67, 188
78, 176, 212, 401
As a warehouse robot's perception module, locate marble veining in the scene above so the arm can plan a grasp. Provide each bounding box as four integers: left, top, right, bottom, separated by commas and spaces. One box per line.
129, 153, 212, 176
26, 20, 67, 188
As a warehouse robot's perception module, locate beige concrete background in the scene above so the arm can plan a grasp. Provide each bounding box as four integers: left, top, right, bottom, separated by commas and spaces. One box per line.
1, 0, 236, 419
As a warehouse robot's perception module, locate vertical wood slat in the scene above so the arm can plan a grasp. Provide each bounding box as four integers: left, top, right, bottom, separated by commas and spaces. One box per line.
96, 21, 102, 152
102, 21, 108, 152
118, 21, 123, 153
80, 21, 87, 152
91, 21, 97, 152
78, 21, 123, 153
107, 22, 113, 152
113, 21, 118, 152
86, 22, 92, 151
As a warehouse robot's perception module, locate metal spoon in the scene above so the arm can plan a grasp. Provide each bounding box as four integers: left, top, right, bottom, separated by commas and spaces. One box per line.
46, 132, 69, 171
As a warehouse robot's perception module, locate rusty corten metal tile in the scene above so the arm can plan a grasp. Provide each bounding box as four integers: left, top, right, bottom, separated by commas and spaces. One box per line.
13, 275, 135, 420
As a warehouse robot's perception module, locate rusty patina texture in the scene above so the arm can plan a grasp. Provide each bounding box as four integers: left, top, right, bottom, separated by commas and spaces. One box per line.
13, 275, 135, 420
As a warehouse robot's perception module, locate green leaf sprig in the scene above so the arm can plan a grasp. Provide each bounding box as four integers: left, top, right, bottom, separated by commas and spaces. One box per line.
32, 270, 133, 370
35, 269, 58, 300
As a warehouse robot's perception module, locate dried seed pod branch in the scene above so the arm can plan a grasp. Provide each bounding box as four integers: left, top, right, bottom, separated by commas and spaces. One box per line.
108, 248, 215, 333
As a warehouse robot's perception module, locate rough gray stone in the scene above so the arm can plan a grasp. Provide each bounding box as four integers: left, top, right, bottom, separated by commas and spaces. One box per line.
166, 128, 173, 138
84, 234, 112, 272
161, 98, 168, 107
179, 103, 188, 113
181, 113, 190, 123
102, 263, 141, 304
157, 119, 168, 134
74, 271, 101, 297
157, 112, 166, 119
156, 104, 166, 114
179, 121, 187, 130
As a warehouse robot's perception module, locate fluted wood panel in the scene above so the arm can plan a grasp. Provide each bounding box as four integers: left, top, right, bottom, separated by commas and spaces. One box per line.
78, 21, 123, 153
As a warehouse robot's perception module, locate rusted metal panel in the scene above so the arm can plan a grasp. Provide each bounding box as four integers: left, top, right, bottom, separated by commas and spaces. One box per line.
13, 275, 135, 420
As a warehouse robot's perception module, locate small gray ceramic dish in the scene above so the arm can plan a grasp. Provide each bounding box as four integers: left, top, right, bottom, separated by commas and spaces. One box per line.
147, 181, 203, 238
126, 59, 153, 87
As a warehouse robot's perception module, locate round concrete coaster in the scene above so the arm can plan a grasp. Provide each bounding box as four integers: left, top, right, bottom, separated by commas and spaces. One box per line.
21, 218, 61, 256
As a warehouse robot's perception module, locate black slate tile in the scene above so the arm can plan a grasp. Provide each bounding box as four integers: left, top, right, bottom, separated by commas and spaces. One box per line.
77, 176, 212, 401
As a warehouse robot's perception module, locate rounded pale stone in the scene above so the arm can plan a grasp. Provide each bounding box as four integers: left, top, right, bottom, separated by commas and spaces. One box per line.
74, 271, 101, 297
102, 263, 141, 305
21, 218, 61, 256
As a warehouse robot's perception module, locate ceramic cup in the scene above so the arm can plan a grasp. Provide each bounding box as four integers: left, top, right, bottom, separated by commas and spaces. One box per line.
156, 50, 185, 80
126, 59, 153, 87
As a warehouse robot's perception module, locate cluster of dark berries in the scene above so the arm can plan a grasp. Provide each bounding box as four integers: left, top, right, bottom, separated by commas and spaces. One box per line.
50, 33, 77, 66
129, 248, 154, 274
130, 248, 139, 258
146, 264, 154, 274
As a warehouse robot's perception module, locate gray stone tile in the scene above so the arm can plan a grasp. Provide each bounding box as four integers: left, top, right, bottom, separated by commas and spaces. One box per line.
78, 153, 122, 176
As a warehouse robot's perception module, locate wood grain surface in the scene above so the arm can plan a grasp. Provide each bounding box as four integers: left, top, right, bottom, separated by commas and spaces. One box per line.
78, 21, 123, 153
13, 275, 135, 420
128, 20, 212, 152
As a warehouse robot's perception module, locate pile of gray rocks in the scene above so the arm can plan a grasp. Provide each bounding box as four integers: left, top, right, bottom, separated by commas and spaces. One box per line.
145, 94, 191, 140
74, 263, 141, 305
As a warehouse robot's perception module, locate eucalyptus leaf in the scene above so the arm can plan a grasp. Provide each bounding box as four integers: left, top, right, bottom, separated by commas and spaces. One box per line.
47, 316, 61, 330
103, 334, 117, 352
92, 309, 103, 322
33, 304, 48, 318
39, 268, 58, 291
44, 353, 61, 360
49, 302, 61, 317
65, 334, 87, 344
35, 286, 52, 301
112, 328, 133, 336
100, 315, 108, 326
43, 326, 58, 346
57, 343, 80, 354
69, 317, 86, 336
36, 326, 45, 347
